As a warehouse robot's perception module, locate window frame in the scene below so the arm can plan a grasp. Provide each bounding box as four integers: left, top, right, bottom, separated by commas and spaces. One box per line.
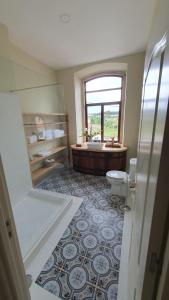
84, 72, 126, 143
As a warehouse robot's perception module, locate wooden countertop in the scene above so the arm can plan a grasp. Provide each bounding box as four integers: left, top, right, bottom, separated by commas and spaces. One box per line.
71, 143, 127, 153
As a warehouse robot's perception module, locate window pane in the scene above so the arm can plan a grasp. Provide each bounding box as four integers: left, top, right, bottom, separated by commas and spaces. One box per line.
104, 104, 120, 141
86, 76, 122, 91
87, 106, 101, 141
86, 89, 121, 104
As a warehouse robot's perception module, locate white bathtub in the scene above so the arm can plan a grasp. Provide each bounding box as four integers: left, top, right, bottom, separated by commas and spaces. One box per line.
13, 188, 72, 265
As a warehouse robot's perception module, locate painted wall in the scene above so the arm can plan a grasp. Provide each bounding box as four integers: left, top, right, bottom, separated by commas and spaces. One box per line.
0, 22, 64, 113
56, 52, 145, 166
10, 44, 64, 113
0, 23, 14, 92
0, 23, 9, 58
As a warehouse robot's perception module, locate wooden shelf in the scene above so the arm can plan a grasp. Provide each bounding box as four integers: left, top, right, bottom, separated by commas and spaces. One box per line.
30, 146, 67, 166
28, 135, 67, 148
32, 163, 61, 183
24, 122, 67, 126
23, 111, 69, 184
23, 112, 67, 116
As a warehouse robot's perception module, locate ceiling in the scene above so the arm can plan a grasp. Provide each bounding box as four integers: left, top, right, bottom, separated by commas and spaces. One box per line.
0, 0, 157, 70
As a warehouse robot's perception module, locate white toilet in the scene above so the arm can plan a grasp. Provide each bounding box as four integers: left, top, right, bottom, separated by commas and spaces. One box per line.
106, 158, 137, 197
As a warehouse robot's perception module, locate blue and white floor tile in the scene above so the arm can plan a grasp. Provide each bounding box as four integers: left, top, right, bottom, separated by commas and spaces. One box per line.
36, 168, 124, 299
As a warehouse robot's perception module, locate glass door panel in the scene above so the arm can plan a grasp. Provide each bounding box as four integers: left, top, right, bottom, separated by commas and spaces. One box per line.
104, 104, 120, 141
86, 76, 122, 91
86, 89, 121, 104
87, 106, 101, 141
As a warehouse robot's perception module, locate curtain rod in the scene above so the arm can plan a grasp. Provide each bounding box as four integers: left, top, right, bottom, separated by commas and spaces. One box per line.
10, 82, 60, 93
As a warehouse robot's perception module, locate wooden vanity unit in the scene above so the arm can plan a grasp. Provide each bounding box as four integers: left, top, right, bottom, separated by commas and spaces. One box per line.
71, 144, 127, 175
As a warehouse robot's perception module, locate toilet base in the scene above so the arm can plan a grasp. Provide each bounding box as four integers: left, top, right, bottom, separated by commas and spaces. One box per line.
110, 183, 128, 198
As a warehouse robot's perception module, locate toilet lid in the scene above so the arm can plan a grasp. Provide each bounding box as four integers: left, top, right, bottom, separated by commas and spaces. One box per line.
106, 171, 127, 182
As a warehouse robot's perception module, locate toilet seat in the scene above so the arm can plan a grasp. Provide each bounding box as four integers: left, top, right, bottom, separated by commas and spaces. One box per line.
106, 171, 127, 183
106, 158, 137, 197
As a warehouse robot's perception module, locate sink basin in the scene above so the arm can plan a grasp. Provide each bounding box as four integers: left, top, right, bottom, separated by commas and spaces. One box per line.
87, 142, 103, 149
112, 144, 122, 148
105, 143, 122, 148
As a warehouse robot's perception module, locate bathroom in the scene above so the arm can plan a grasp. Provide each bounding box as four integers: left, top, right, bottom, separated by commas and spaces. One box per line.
0, 1, 169, 300
0, 25, 142, 299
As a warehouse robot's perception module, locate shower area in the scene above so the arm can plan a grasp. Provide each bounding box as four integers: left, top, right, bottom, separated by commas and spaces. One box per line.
0, 54, 80, 283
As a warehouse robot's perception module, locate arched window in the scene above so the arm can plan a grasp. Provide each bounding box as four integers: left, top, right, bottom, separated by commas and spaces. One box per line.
84, 73, 125, 142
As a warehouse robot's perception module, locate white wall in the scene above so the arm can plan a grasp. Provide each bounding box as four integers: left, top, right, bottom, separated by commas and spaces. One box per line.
0, 22, 64, 114
10, 44, 64, 113
56, 52, 145, 166
0, 23, 14, 92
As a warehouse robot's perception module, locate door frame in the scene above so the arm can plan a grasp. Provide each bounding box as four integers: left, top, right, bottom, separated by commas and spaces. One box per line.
138, 33, 169, 299
141, 88, 169, 299
0, 156, 30, 300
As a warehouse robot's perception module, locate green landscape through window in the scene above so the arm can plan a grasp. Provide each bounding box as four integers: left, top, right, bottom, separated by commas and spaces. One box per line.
85, 75, 123, 142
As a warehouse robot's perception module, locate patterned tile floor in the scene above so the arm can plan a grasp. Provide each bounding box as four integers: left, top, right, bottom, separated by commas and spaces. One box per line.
36, 168, 125, 300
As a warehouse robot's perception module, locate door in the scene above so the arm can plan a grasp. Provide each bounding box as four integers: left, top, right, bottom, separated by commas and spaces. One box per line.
0, 157, 30, 300
128, 33, 169, 300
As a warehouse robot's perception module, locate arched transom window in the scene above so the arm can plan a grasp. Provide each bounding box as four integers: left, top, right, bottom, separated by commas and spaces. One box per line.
84, 74, 125, 142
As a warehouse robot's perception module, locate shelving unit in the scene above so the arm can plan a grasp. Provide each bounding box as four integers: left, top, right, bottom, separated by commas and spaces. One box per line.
30, 146, 67, 165
23, 112, 69, 184
24, 122, 67, 126
28, 135, 67, 148
32, 162, 61, 183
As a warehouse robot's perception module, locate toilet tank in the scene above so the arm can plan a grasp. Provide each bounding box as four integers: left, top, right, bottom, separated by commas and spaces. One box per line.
129, 158, 137, 186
